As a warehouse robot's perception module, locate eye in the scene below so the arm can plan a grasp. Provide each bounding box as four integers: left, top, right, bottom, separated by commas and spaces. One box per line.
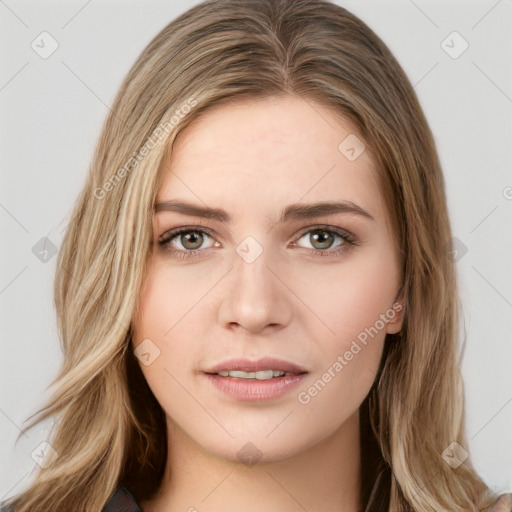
293, 226, 357, 257
157, 224, 358, 260
158, 226, 217, 257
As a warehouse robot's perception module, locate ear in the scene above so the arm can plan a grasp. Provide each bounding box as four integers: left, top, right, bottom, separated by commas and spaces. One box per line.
385, 290, 405, 334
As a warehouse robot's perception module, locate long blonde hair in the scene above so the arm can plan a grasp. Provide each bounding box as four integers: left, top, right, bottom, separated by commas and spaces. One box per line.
3, 1, 497, 510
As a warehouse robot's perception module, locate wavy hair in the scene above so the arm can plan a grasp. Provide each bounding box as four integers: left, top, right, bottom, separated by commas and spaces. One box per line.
3, 0, 497, 510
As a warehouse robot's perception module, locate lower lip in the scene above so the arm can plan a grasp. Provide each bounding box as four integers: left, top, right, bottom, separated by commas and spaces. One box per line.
204, 373, 307, 401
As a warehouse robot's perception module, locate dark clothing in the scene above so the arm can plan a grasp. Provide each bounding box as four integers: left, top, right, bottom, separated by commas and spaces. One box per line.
102, 488, 512, 512
0, 487, 142, 512
102, 486, 143, 512
1, 486, 511, 511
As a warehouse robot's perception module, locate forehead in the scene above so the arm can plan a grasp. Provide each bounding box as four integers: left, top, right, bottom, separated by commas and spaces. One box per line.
158, 95, 384, 224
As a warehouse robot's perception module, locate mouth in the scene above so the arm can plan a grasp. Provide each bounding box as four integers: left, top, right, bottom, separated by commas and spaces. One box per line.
203, 356, 308, 377
214, 369, 296, 380
202, 357, 308, 401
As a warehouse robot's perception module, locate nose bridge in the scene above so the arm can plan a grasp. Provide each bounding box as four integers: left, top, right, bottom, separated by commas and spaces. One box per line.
234, 235, 272, 294
218, 234, 293, 333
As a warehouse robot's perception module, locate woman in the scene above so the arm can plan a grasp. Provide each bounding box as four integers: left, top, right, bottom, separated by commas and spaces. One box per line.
1, 0, 510, 510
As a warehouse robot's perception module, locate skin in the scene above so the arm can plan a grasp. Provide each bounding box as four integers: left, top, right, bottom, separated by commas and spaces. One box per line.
132, 95, 404, 512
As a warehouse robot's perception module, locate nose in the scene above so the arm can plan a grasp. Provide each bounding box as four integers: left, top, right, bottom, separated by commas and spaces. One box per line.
217, 240, 294, 335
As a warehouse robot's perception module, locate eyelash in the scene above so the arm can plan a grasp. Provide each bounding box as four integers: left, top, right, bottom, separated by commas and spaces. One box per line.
157, 224, 359, 260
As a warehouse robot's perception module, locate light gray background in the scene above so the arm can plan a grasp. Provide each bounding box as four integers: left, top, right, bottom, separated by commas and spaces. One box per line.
1, 0, 511, 502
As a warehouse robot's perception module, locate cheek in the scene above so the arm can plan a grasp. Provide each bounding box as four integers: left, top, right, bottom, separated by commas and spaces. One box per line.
134, 258, 213, 341
131, 262, 217, 400
294, 247, 399, 344
131, 265, 191, 385
292, 248, 397, 408
131, 283, 191, 426
296, 337, 383, 439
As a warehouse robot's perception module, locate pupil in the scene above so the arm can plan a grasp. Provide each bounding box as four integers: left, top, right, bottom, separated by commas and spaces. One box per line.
312, 231, 333, 250
183, 232, 202, 250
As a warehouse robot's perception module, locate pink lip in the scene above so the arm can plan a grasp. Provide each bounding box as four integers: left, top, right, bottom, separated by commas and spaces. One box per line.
204, 373, 307, 401
202, 357, 308, 402
203, 357, 308, 375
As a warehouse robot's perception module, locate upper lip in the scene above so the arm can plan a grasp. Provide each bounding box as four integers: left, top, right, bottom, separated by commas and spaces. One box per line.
204, 357, 308, 375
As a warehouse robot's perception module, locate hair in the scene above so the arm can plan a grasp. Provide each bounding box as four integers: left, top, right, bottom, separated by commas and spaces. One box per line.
3, 1, 500, 511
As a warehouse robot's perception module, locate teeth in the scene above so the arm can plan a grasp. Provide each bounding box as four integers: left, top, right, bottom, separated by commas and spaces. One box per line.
216, 370, 286, 380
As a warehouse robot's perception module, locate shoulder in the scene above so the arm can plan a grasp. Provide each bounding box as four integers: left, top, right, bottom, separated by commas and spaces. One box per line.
0, 486, 143, 512
0, 498, 14, 512
0, 502, 13, 512
483, 493, 512, 512
102, 486, 143, 512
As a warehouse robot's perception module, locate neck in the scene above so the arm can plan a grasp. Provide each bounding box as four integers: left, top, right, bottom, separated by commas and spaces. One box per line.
142, 411, 362, 512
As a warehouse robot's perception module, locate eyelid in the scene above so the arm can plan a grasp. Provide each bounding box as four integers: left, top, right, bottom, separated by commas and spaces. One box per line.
295, 224, 356, 243
157, 224, 217, 245
157, 223, 359, 258
157, 223, 355, 242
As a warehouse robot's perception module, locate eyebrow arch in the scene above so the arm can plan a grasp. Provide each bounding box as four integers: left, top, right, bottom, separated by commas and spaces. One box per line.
154, 199, 375, 225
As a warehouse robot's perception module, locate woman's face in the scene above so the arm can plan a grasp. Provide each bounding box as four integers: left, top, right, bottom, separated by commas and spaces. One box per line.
132, 95, 403, 463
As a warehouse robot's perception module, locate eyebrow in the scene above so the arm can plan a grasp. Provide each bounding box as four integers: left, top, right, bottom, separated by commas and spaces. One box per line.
154, 199, 375, 226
